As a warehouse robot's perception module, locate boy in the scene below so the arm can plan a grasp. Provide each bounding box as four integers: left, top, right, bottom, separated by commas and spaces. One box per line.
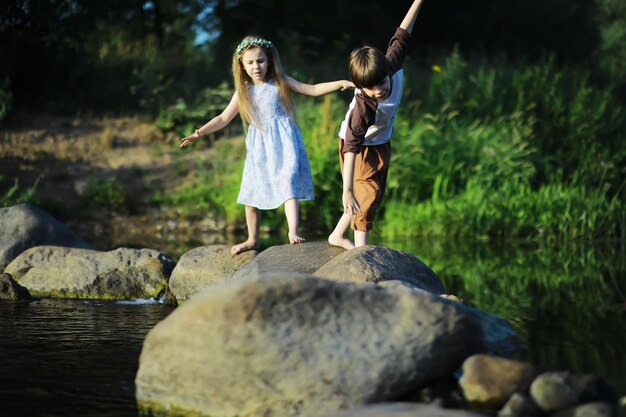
328, 0, 425, 249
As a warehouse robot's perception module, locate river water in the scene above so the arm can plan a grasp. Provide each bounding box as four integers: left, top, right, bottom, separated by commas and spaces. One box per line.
0, 299, 174, 417
0, 239, 624, 417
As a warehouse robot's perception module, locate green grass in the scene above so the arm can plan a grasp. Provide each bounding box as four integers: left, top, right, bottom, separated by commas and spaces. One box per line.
83, 178, 128, 213
0, 176, 40, 207
152, 139, 246, 223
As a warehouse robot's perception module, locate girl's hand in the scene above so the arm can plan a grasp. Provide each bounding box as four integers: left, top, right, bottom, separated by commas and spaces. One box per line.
179, 129, 201, 148
340, 80, 356, 91
342, 191, 362, 215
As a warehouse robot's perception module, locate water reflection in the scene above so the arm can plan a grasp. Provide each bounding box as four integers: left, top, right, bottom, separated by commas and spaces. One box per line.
0, 299, 174, 417
379, 238, 626, 394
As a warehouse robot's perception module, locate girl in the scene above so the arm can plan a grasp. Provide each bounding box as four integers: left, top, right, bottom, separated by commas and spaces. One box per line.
180, 36, 353, 256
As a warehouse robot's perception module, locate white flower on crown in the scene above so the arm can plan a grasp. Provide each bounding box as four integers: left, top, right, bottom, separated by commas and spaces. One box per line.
235, 37, 273, 59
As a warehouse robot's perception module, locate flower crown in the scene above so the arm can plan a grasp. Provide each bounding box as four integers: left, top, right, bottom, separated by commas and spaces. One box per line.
235, 37, 273, 59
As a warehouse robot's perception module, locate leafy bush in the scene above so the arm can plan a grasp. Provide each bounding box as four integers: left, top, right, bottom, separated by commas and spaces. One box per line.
152, 140, 246, 223
405, 51, 626, 191
155, 83, 241, 140
83, 178, 128, 213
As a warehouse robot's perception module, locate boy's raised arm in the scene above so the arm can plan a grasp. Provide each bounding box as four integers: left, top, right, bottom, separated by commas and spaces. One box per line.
400, 0, 425, 34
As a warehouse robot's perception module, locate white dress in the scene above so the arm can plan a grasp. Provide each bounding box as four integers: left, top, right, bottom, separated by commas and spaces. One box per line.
237, 81, 314, 209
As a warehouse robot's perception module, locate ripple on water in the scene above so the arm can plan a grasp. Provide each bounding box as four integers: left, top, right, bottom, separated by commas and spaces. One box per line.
0, 298, 174, 417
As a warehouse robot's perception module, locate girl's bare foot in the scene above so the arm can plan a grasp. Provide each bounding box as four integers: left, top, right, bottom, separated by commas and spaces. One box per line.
288, 232, 305, 245
328, 233, 354, 250
231, 239, 259, 256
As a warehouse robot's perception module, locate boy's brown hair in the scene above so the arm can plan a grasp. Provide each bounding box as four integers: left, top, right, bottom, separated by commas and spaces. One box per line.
348, 46, 392, 89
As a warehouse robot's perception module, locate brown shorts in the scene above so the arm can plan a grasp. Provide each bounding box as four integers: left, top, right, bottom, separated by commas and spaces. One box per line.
339, 139, 391, 231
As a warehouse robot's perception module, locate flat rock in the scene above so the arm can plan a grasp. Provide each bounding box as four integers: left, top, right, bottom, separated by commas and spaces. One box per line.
168, 245, 257, 302
231, 241, 345, 280
5, 245, 174, 300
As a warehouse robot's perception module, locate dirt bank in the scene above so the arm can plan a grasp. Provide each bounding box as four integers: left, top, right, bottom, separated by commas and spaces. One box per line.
0, 113, 235, 258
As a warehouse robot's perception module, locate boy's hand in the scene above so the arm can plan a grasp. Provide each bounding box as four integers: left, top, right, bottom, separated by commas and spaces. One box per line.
342, 191, 362, 215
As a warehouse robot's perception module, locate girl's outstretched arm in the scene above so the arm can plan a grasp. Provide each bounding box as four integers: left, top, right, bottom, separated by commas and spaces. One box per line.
400, 0, 425, 34
179, 92, 240, 148
285, 76, 355, 97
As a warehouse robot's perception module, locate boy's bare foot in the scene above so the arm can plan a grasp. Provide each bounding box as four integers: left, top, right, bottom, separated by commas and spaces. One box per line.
231, 239, 259, 256
328, 233, 355, 250
289, 232, 305, 244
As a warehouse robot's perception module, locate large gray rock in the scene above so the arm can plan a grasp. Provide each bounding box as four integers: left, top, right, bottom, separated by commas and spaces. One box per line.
391, 287, 520, 356
0, 204, 93, 271
314, 246, 446, 294
135, 273, 483, 417
5, 245, 174, 300
0, 272, 32, 301
169, 245, 257, 303
231, 242, 345, 280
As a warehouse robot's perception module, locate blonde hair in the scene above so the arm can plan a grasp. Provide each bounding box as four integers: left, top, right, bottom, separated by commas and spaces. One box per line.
232, 36, 295, 126
348, 46, 392, 89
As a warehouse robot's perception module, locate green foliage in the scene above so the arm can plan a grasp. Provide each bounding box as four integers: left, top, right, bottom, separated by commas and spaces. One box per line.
3, 0, 625, 118
389, 107, 536, 202
382, 176, 624, 242
83, 178, 128, 213
155, 83, 242, 139
297, 95, 347, 228
1, 0, 217, 113
6, 0, 622, 117
407, 51, 626, 190
152, 140, 246, 223
0, 79, 12, 122
0, 176, 40, 207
